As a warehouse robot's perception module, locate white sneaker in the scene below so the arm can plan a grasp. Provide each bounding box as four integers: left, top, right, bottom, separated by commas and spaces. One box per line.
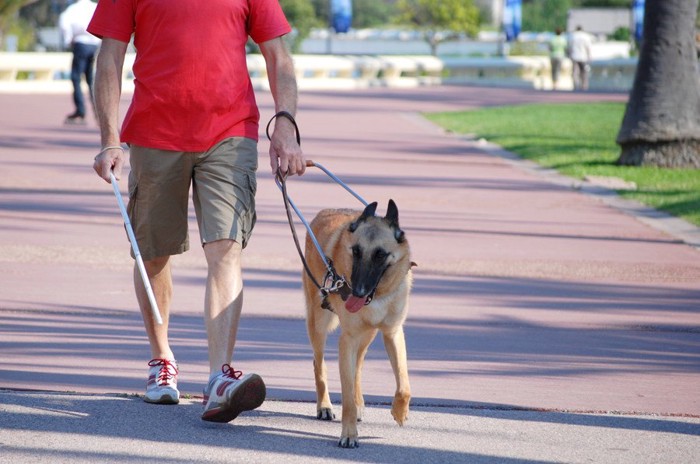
144, 358, 180, 404
201, 364, 265, 422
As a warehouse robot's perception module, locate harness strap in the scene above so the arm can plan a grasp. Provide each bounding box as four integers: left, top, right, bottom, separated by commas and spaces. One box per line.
267, 112, 376, 311
267, 112, 351, 309
278, 166, 325, 291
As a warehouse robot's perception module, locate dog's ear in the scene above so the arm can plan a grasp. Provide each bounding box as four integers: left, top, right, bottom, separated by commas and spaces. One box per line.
385, 199, 400, 227
349, 201, 378, 232
385, 199, 405, 243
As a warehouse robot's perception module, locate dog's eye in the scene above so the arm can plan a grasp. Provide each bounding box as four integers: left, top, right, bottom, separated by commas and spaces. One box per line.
373, 249, 388, 261
351, 245, 361, 258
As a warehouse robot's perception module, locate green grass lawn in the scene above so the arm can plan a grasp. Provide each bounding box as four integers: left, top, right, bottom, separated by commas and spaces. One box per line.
425, 102, 700, 227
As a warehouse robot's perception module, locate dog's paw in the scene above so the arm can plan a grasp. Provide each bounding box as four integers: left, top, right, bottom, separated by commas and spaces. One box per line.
316, 408, 335, 421
392, 409, 408, 426
391, 394, 410, 426
338, 436, 359, 449
339, 423, 359, 448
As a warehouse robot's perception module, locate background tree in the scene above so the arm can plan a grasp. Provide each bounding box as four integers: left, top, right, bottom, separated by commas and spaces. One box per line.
521, 0, 646, 33
0, 0, 40, 49
309, 0, 329, 25
396, 0, 480, 56
310, 0, 398, 29
279, 0, 319, 52
0, 0, 40, 24
352, 0, 397, 28
18, 0, 65, 27
522, 0, 571, 33
616, 0, 700, 168
577, 0, 629, 6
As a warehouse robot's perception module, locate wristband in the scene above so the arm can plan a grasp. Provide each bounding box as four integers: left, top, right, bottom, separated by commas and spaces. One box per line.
94, 145, 124, 160
265, 111, 301, 146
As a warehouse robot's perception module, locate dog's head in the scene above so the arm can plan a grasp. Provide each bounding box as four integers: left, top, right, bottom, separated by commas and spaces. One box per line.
343, 199, 411, 312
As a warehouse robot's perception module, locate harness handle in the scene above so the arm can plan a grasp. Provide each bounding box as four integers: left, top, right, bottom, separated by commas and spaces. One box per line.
276, 165, 328, 291
266, 112, 368, 300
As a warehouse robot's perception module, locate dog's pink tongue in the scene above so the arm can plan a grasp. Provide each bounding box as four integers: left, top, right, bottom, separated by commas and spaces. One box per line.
345, 296, 365, 313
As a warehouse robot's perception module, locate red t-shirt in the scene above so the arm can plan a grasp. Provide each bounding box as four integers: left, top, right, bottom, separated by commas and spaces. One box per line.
88, 0, 291, 151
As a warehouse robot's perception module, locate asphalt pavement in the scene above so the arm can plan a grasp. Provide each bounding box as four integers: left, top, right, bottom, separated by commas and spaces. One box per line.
1, 86, 699, 463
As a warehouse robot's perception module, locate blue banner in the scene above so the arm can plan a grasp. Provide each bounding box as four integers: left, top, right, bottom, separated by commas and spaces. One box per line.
632, 0, 645, 43
503, 0, 522, 42
331, 0, 352, 34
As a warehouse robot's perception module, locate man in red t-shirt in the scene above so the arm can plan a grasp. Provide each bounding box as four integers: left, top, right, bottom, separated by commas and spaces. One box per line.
89, 0, 305, 423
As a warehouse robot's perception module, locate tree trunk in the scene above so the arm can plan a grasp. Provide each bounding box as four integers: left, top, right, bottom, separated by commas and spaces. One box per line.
616, 0, 700, 168
424, 31, 439, 56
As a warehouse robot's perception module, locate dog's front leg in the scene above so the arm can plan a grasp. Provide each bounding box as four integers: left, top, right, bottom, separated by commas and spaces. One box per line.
353, 328, 378, 423
338, 331, 360, 448
313, 357, 334, 420
307, 314, 335, 420
383, 327, 411, 426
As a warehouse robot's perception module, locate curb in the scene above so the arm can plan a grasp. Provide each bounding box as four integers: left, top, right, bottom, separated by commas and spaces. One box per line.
446, 131, 700, 252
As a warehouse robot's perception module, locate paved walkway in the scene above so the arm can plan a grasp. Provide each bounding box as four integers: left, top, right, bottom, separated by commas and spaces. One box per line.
1, 87, 699, 463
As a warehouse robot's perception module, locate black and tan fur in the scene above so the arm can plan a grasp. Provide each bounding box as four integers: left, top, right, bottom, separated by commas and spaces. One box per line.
303, 200, 413, 448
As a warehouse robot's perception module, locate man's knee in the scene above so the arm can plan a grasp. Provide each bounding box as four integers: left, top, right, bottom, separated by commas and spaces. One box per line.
143, 255, 170, 275
204, 239, 242, 265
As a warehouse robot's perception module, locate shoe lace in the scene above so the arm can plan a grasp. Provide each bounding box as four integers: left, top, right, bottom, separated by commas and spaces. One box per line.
221, 364, 242, 380
148, 359, 178, 386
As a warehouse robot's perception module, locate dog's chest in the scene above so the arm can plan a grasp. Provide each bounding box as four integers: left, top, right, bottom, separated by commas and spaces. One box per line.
354, 293, 408, 329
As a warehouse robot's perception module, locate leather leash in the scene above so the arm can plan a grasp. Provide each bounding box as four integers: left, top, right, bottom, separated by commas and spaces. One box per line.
266, 111, 368, 307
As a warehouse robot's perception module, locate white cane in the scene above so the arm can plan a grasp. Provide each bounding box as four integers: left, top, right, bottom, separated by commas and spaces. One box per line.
109, 171, 163, 325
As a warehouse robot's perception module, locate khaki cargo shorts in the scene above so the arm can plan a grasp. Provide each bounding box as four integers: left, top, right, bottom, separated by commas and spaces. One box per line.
127, 137, 258, 261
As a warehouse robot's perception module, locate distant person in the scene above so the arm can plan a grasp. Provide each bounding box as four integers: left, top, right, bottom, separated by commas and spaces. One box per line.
59, 0, 100, 125
548, 28, 567, 90
569, 25, 593, 91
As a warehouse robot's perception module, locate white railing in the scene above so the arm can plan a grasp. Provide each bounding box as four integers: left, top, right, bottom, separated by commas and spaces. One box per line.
244, 54, 443, 90
0, 51, 637, 93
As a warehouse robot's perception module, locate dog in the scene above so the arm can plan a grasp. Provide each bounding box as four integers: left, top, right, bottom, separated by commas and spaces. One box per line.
303, 199, 413, 448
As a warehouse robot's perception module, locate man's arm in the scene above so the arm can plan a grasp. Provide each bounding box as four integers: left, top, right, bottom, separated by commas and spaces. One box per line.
259, 37, 305, 176
58, 13, 72, 49
586, 36, 593, 62
92, 38, 128, 183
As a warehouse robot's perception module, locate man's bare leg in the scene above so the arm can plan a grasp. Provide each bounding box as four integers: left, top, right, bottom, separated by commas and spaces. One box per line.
203, 239, 243, 374
134, 255, 174, 360
200, 239, 265, 422
136, 255, 179, 404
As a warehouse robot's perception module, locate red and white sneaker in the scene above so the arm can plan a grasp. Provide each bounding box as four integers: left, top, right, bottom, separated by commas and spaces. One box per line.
144, 358, 180, 404
201, 364, 266, 422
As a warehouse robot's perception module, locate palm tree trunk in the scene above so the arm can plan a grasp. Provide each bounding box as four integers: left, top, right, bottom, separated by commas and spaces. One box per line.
616, 0, 700, 168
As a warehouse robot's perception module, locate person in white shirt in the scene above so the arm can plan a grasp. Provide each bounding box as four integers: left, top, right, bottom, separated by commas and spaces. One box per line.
59, 0, 100, 124
568, 25, 593, 91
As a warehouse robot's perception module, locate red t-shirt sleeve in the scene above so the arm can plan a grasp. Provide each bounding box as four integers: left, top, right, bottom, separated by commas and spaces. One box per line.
248, 0, 291, 44
87, 0, 135, 43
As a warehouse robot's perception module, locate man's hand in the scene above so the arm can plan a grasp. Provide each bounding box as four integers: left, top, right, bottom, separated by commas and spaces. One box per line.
259, 36, 304, 177
269, 116, 305, 177
93, 146, 125, 183
92, 38, 128, 183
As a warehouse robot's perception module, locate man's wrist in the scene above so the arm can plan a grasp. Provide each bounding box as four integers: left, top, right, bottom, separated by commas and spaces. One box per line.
266, 111, 300, 145
94, 145, 124, 160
